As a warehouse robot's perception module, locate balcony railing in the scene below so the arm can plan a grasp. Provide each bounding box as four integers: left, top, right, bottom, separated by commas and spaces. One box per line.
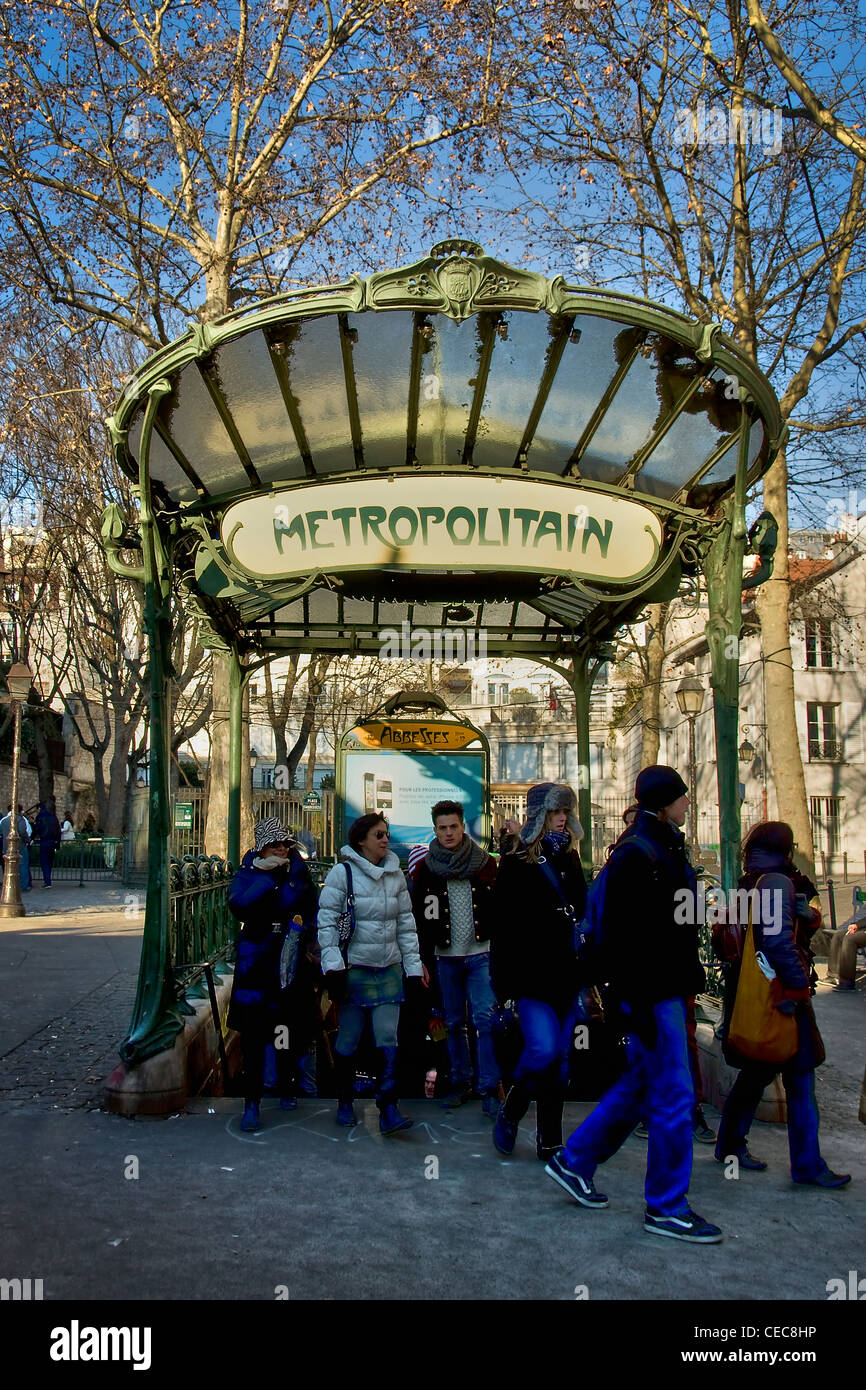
808, 739, 842, 761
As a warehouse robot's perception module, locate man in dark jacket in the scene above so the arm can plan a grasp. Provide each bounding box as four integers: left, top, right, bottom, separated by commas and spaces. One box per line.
228, 816, 319, 1132
410, 800, 500, 1113
34, 801, 61, 888
545, 765, 723, 1244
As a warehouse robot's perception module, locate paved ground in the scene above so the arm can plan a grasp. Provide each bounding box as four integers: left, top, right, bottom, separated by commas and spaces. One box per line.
0, 882, 863, 1304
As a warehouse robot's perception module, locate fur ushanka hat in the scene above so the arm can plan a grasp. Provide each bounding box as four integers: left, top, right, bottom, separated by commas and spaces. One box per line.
520, 782, 583, 847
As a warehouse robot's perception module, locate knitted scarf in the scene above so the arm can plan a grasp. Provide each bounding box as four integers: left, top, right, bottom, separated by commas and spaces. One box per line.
542, 830, 571, 855
425, 834, 490, 880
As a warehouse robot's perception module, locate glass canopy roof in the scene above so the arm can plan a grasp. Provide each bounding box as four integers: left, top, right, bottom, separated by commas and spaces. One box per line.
109, 241, 784, 659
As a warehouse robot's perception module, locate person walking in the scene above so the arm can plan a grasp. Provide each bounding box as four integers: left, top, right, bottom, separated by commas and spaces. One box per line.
545, 766, 723, 1243
318, 813, 426, 1135
489, 782, 587, 1163
33, 801, 61, 888
0, 804, 32, 892
410, 800, 500, 1115
714, 821, 850, 1188
228, 817, 319, 1133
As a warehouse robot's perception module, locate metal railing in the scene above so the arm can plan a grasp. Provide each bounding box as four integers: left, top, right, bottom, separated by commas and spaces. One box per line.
26, 836, 134, 886
170, 855, 236, 998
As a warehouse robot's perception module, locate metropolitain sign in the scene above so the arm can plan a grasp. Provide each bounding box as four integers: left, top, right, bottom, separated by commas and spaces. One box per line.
221, 475, 663, 583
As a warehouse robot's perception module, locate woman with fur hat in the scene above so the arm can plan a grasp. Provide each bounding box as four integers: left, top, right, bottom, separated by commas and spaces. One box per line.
489, 782, 587, 1162
228, 817, 319, 1133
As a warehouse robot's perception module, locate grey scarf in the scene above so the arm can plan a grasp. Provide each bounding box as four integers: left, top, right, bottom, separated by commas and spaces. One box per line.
425, 834, 490, 880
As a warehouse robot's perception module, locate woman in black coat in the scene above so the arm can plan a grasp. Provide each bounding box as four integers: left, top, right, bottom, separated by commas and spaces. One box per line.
228, 816, 319, 1132
714, 821, 849, 1186
490, 782, 587, 1162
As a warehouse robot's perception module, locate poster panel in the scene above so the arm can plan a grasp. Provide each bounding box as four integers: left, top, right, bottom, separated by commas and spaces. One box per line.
342, 749, 485, 857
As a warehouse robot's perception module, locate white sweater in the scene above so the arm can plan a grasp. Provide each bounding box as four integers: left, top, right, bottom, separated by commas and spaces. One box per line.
317, 845, 423, 977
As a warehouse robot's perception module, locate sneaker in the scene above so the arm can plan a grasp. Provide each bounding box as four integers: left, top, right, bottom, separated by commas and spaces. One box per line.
715, 1149, 768, 1172
633, 1121, 649, 1139
693, 1108, 717, 1144
440, 1085, 473, 1109
792, 1170, 851, 1189
644, 1208, 722, 1243
336, 1101, 357, 1126
279, 1095, 298, 1111
481, 1091, 500, 1119
240, 1102, 261, 1133
544, 1149, 609, 1207
493, 1105, 519, 1155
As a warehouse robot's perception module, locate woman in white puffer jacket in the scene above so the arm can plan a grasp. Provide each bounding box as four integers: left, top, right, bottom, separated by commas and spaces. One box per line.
318, 813, 426, 1134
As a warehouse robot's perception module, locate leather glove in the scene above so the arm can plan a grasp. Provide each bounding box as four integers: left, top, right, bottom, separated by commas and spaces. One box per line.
325, 969, 347, 1003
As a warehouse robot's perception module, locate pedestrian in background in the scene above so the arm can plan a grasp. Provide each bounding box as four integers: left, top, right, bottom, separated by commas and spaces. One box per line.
318, 813, 427, 1135
0, 804, 32, 893
410, 800, 500, 1115
714, 821, 850, 1188
228, 817, 319, 1133
34, 801, 61, 888
490, 782, 587, 1163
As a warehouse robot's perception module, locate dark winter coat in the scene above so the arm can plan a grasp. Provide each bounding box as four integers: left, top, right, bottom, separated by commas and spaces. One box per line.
603, 809, 705, 1009
723, 847, 824, 1072
490, 843, 587, 1012
34, 809, 61, 845
227, 849, 319, 1034
410, 855, 497, 964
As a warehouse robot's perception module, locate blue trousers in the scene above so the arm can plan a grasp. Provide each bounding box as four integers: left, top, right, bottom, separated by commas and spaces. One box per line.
562, 998, 695, 1216
716, 1061, 825, 1181
436, 953, 500, 1093
514, 998, 577, 1092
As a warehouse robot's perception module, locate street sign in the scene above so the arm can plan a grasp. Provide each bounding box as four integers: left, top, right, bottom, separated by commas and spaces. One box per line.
174, 803, 194, 830
302, 791, 322, 809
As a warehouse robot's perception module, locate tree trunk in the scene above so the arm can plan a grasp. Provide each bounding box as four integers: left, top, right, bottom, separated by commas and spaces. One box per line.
305, 734, 317, 792
640, 603, 668, 766
204, 654, 231, 860
30, 710, 57, 807
754, 449, 814, 874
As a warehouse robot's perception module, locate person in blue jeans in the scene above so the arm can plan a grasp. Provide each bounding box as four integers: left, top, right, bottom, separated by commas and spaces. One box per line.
489, 782, 587, 1161
714, 820, 850, 1188
410, 801, 500, 1114
545, 765, 723, 1243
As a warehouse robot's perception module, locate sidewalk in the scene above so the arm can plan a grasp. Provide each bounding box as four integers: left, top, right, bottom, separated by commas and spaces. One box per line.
0, 882, 862, 1300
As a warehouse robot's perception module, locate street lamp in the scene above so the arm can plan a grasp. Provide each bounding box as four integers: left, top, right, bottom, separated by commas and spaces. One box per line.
739, 724, 768, 820
675, 674, 704, 863
249, 746, 259, 791
0, 660, 33, 919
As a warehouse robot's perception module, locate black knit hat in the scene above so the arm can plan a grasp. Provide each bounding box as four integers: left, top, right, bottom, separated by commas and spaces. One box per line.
634, 765, 688, 812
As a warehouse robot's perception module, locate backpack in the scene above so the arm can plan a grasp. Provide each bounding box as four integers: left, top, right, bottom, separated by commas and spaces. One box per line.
576, 832, 664, 983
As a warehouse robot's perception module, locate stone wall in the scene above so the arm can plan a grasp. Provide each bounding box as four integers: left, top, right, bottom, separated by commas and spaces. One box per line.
0, 764, 71, 818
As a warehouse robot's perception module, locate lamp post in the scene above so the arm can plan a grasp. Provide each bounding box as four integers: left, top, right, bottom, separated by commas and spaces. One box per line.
739, 724, 768, 821
0, 661, 33, 918
249, 746, 258, 793
675, 674, 704, 864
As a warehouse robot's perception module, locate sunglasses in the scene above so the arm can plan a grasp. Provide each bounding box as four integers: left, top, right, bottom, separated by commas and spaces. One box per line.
373, 830, 389, 840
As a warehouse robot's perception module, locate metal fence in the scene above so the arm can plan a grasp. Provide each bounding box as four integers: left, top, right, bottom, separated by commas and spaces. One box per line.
171, 789, 336, 860
27, 836, 133, 886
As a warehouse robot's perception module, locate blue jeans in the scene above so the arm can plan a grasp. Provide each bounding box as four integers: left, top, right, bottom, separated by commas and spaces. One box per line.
514, 998, 577, 1092
563, 998, 695, 1216
716, 1061, 824, 1181
437, 953, 499, 1093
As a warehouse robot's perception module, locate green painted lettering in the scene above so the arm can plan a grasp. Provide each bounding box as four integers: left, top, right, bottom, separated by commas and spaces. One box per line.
477, 507, 499, 545
388, 506, 419, 547
418, 507, 445, 543
514, 508, 540, 545
498, 508, 511, 545
582, 516, 613, 558
273, 513, 307, 553
332, 507, 356, 544
305, 510, 333, 548
446, 507, 476, 545
534, 511, 562, 550
359, 506, 388, 545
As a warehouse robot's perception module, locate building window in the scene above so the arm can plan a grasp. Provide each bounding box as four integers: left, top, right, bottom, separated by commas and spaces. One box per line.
499, 742, 542, 781
559, 744, 578, 781
488, 681, 509, 705
804, 618, 834, 669
810, 796, 842, 857
807, 702, 841, 760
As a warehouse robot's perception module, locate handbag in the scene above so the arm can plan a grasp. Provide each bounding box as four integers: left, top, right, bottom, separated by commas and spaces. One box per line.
727, 903, 799, 1066
537, 854, 603, 1022
336, 862, 356, 960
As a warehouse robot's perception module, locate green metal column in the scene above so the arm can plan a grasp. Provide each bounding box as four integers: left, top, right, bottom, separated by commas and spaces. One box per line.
227, 647, 243, 869
704, 414, 751, 891
116, 381, 185, 1063
565, 649, 594, 878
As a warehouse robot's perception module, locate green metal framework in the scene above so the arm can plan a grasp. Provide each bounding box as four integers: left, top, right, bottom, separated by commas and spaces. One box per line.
103, 239, 784, 1065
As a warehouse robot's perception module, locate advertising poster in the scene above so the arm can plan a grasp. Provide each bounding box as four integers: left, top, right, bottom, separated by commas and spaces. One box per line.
343, 749, 486, 857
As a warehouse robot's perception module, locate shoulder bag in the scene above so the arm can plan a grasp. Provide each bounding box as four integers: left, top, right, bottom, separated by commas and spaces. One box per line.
336, 862, 357, 961
727, 892, 798, 1066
